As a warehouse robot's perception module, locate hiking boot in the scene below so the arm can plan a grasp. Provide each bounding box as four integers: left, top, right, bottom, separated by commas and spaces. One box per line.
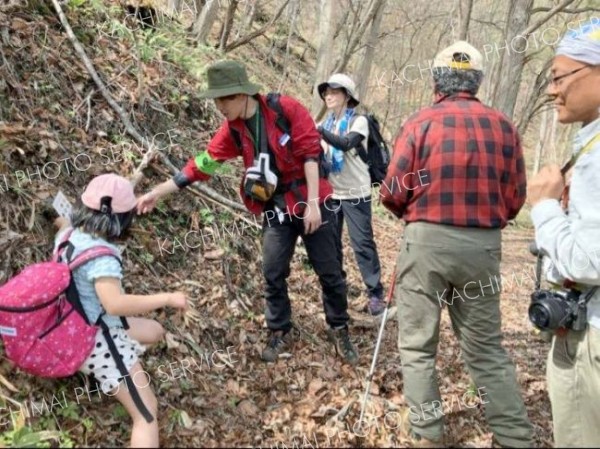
361, 294, 387, 316
261, 329, 294, 362
326, 326, 359, 365
409, 431, 445, 448
490, 437, 509, 448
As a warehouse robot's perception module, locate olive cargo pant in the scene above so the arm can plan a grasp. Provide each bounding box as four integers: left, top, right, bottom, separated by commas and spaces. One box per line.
395, 222, 533, 447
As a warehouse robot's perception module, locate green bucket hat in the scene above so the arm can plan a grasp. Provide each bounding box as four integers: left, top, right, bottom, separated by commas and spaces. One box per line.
199, 60, 262, 99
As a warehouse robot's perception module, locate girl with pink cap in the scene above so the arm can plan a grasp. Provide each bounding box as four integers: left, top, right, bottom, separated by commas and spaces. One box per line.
53, 173, 188, 448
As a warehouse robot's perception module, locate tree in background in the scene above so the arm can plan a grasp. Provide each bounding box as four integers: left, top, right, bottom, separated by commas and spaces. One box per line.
158, 0, 600, 170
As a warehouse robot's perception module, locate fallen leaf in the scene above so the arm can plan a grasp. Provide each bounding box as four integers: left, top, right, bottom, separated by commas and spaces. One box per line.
179, 410, 193, 429
11, 18, 29, 31
165, 332, 180, 349
204, 248, 224, 260
237, 399, 259, 417
226, 379, 240, 395
308, 378, 324, 396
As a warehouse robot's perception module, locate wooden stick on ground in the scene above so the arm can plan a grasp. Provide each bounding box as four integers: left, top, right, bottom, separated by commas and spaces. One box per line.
153, 165, 260, 230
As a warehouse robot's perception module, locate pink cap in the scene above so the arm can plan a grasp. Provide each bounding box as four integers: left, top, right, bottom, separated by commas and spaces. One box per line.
81, 174, 137, 214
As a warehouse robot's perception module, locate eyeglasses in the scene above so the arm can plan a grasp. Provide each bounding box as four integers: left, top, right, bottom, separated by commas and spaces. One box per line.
549, 65, 591, 87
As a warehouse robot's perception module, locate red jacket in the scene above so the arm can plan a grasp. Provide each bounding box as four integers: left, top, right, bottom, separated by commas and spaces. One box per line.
381, 93, 526, 228
181, 94, 332, 215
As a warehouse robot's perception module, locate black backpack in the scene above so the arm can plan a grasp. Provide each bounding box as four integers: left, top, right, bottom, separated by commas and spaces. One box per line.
353, 114, 391, 186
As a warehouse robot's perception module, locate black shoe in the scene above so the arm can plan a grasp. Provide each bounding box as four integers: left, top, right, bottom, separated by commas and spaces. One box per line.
326, 326, 359, 365
261, 329, 294, 362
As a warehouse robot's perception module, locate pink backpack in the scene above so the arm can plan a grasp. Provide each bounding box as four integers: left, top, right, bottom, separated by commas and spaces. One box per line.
0, 230, 119, 378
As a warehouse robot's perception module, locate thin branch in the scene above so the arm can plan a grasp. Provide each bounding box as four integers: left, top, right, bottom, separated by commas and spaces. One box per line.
50, 0, 248, 215
471, 18, 504, 32
524, 0, 578, 36
532, 6, 600, 14
224, 0, 290, 52
154, 166, 260, 230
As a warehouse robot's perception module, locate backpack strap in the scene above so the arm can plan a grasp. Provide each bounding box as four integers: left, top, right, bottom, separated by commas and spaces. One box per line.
349, 113, 369, 164
229, 127, 243, 152
266, 93, 292, 149
228, 93, 291, 153
267, 92, 333, 186
60, 246, 148, 420
68, 247, 122, 271
61, 246, 122, 328
67, 245, 129, 330
98, 320, 154, 423
54, 228, 75, 262
54, 230, 122, 269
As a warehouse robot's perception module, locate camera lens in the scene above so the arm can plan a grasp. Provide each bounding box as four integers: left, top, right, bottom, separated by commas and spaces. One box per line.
529, 303, 551, 329
529, 295, 572, 331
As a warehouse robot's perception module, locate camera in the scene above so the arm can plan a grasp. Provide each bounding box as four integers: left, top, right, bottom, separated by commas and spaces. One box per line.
528, 288, 587, 332
244, 176, 275, 202
243, 154, 277, 202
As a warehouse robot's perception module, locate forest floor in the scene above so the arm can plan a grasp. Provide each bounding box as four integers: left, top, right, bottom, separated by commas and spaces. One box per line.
0, 2, 552, 448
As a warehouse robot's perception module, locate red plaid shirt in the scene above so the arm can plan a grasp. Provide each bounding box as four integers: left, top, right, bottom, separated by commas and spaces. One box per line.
381, 93, 526, 228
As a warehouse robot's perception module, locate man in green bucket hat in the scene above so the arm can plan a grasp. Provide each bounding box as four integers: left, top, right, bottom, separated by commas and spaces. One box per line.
138, 59, 359, 365
198, 59, 262, 99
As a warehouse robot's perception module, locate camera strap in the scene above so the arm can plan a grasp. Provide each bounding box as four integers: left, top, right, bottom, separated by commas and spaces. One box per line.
534, 253, 543, 291
560, 133, 600, 175
582, 286, 598, 303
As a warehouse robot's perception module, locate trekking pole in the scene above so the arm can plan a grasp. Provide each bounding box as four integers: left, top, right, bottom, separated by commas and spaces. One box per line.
358, 267, 397, 425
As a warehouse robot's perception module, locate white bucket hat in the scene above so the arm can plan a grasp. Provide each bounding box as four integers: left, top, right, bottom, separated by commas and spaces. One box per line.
317, 73, 360, 107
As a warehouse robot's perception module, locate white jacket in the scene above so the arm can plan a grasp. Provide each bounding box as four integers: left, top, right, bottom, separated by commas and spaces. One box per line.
531, 117, 600, 329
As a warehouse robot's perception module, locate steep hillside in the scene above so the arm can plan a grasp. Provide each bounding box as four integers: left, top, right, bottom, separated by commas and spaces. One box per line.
1, 2, 551, 448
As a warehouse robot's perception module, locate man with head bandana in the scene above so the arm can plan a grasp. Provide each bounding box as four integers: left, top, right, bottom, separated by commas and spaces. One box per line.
528, 19, 600, 447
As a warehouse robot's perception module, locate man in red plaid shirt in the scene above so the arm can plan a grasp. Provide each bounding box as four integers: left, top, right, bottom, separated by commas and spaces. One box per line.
381, 41, 532, 448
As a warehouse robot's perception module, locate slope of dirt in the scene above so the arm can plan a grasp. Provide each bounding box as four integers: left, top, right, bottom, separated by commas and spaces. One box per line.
0, 3, 552, 448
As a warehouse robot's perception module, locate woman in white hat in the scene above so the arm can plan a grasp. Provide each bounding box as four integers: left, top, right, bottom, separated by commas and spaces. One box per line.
317, 74, 385, 315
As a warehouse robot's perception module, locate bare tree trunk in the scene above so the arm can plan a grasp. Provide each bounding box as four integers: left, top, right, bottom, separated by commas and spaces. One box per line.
491, 0, 577, 118
516, 57, 551, 136
332, 8, 351, 41
331, 0, 385, 76
458, 0, 473, 40
234, 0, 258, 40
311, 0, 335, 116
356, 0, 386, 102
192, 0, 222, 44
313, 0, 384, 120
482, 55, 497, 105
491, 0, 533, 119
219, 0, 239, 51
278, 0, 300, 91
225, 0, 290, 52
533, 107, 549, 175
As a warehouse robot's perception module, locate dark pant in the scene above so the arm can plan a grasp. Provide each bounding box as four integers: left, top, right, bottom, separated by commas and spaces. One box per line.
262, 202, 349, 331
331, 197, 383, 298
